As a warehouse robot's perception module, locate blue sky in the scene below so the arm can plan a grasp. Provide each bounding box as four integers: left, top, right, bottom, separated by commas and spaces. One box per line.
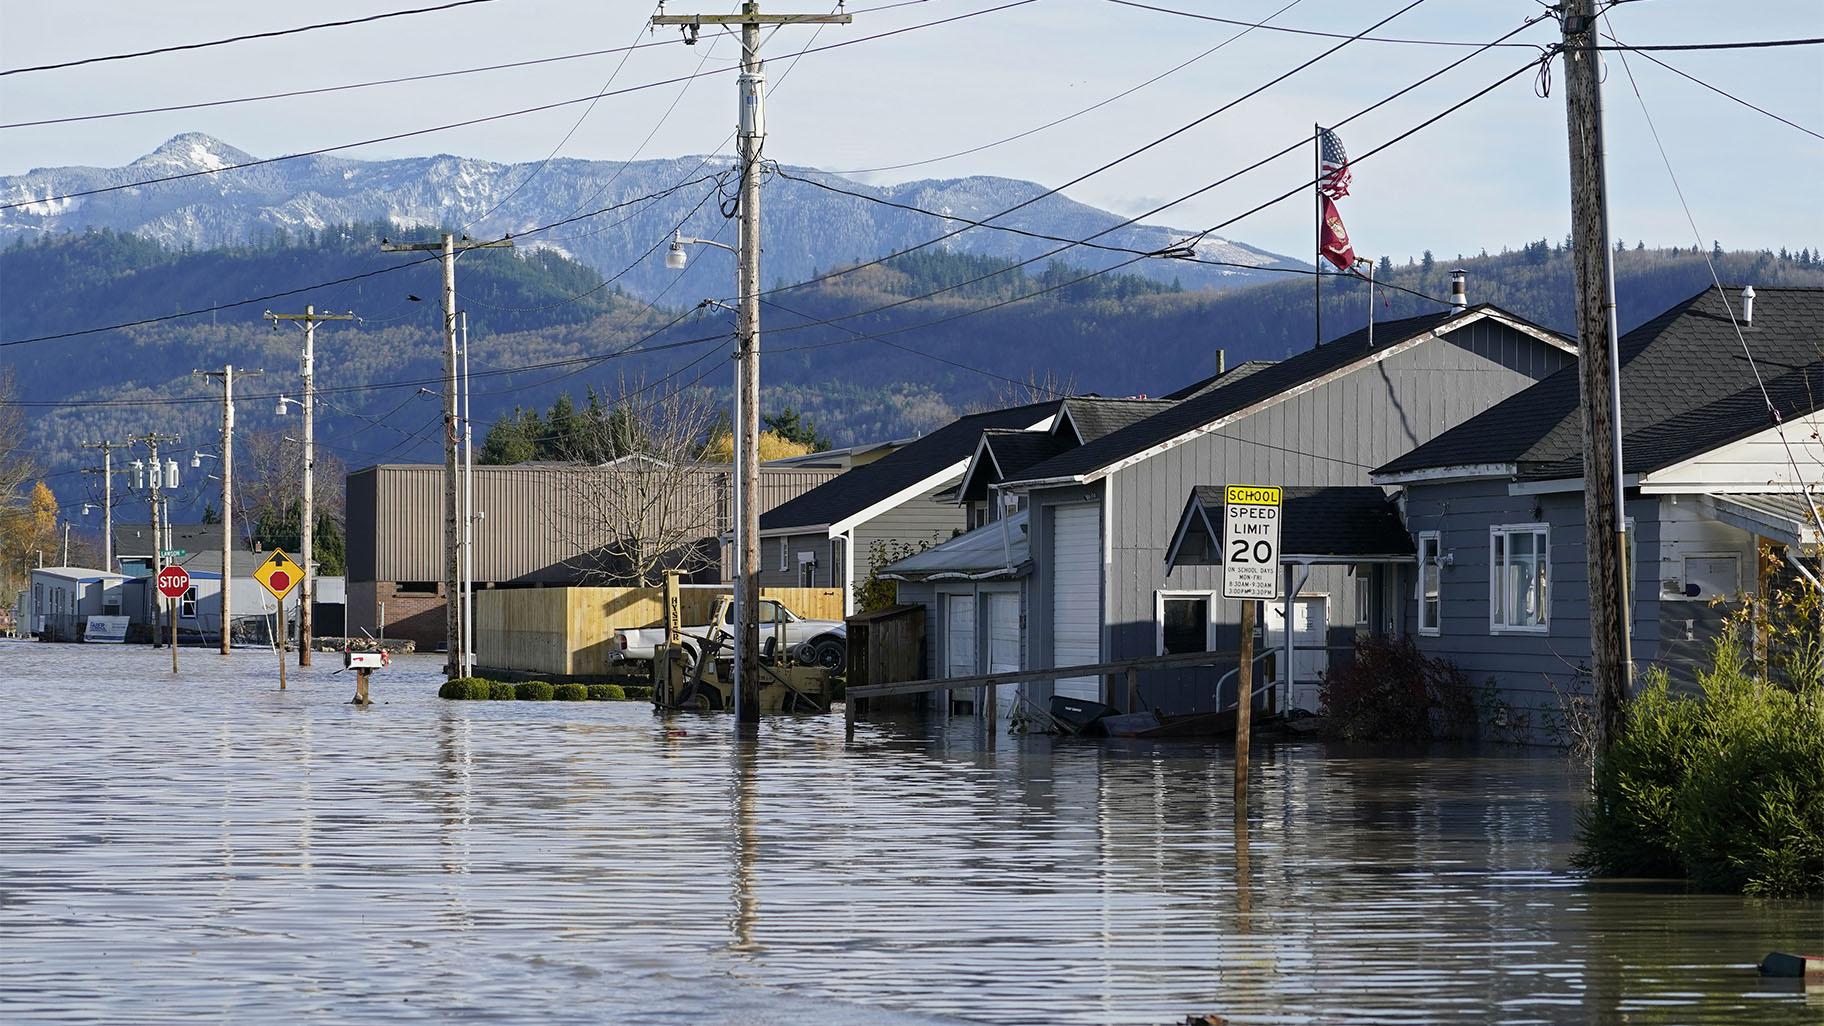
3, 0, 1819, 263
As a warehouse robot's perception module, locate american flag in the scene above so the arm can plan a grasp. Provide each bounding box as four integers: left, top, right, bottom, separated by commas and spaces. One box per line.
1319, 127, 1351, 200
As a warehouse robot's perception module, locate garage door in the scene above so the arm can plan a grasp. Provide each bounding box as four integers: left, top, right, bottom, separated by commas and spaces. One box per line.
1050, 504, 1101, 701
987, 592, 1021, 719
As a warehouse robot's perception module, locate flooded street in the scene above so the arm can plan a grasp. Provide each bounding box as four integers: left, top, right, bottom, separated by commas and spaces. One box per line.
1, 641, 1818, 1025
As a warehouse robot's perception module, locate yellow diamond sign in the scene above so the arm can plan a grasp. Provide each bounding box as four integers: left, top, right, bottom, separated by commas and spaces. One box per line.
254, 549, 304, 601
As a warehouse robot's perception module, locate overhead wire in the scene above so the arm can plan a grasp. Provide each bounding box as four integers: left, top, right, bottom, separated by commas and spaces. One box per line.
0, 0, 510, 77
1102, 0, 1545, 48
0, 0, 1040, 214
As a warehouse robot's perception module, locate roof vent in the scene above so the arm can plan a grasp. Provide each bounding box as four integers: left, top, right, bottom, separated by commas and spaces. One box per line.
1741, 285, 1755, 326
1449, 269, 1468, 309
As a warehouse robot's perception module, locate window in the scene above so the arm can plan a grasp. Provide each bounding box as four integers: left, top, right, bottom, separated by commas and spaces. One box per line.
1354, 568, 1372, 627
1157, 592, 1212, 655
1490, 524, 1550, 633
779, 538, 788, 572
395, 581, 438, 594
796, 552, 816, 588
1417, 532, 1441, 636
181, 587, 198, 620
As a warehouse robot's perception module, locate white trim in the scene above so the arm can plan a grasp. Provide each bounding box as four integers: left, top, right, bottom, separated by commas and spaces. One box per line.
1083, 308, 1569, 485
778, 537, 788, 572
1155, 589, 1217, 656
952, 434, 1005, 507
1055, 405, 1088, 446
1416, 531, 1441, 637
1163, 491, 1221, 568
1488, 522, 1550, 635
1508, 473, 1641, 495
826, 412, 1056, 536
1373, 463, 1516, 486
759, 523, 830, 539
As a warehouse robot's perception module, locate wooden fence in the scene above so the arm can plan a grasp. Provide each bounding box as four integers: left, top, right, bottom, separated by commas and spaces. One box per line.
476, 585, 844, 678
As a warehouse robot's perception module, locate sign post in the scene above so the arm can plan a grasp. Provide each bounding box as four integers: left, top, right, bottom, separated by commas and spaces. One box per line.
1222, 484, 1281, 820
254, 549, 304, 690
156, 565, 190, 675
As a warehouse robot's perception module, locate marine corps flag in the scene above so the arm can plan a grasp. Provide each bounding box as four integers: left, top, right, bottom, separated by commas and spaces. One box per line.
1319, 195, 1355, 270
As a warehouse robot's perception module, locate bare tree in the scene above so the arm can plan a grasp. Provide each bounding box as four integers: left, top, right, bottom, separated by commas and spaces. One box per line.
965, 369, 1079, 414
544, 380, 728, 587
238, 428, 348, 553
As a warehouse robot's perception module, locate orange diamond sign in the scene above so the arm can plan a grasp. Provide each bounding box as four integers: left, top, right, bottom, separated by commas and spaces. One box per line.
254, 549, 304, 602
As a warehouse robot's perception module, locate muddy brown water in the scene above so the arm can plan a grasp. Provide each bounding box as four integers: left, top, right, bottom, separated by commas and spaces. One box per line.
0, 641, 1818, 1024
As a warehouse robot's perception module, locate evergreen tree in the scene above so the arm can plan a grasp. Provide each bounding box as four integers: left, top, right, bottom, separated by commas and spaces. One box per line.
1420, 250, 1435, 273
763, 406, 831, 451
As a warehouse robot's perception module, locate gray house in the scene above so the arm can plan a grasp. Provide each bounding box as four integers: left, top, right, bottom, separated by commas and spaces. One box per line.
987, 304, 1577, 716
757, 401, 1060, 611
1372, 285, 1824, 728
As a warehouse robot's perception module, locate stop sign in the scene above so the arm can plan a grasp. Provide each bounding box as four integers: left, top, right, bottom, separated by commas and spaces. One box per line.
157, 565, 191, 599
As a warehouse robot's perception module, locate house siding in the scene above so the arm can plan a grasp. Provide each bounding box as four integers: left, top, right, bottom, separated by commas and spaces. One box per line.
1401, 480, 1666, 733
851, 487, 969, 584
1101, 320, 1575, 713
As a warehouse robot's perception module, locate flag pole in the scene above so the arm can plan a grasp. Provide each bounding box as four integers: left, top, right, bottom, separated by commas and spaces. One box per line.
1314, 124, 1323, 350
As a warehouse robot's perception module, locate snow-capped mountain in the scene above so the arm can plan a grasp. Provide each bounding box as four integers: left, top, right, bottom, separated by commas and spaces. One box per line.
0, 133, 1302, 298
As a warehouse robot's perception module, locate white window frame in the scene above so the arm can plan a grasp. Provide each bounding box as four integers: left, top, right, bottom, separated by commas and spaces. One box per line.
1155, 589, 1216, 656
1354, 568, 1372, 627
779, 538, 789, 573
1416, 531, 1441, 636
181, 586, 198, 620
796, 551, 816, 588
1488, 523, 1550, 635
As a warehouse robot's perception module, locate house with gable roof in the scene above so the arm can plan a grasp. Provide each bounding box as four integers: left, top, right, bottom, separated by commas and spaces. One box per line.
1371, 285, 1824, 723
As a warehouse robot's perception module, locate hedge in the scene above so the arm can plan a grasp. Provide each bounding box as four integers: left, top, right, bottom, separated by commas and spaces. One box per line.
515, 681, 555, 701
554, 683, 589, 701
587, 683, 627, 701
488, 681, 517, 700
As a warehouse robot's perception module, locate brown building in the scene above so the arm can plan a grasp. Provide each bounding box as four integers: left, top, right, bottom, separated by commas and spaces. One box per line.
345, 461, 836, 649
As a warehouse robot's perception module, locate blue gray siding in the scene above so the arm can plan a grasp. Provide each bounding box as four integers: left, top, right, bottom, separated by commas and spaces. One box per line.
852, 487, 970, 583
1102, 320, 1574, 713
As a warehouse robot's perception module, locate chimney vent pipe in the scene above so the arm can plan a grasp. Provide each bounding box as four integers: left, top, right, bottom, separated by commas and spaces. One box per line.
1741, 285, 1755, 326
1449, 269, 1468, 309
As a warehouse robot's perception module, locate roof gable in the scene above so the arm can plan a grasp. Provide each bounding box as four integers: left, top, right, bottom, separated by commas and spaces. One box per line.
759, 401, 1059, 533
1375, 286, 1824, 481
1008, 305, 1569, 487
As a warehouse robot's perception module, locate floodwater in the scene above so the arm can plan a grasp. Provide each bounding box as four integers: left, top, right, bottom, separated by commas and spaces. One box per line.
0, 642, 1818, 1025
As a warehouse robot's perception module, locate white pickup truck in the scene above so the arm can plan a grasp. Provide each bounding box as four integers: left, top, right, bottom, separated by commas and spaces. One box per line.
610, 596, 846, 670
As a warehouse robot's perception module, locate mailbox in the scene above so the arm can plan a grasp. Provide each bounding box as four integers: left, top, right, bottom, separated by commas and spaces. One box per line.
344, 650, 390, 670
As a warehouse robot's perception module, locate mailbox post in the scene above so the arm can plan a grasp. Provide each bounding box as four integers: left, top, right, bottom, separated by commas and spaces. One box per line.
344, 649, 388, 706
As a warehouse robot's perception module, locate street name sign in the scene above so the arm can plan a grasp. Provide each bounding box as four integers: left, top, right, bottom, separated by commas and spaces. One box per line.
254, 549, 304, 602
1221, 484, 1281, 600
156, 564, 191, 599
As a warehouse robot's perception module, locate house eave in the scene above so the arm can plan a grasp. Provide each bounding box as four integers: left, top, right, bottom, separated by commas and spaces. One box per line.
1372, 463, 1517, 486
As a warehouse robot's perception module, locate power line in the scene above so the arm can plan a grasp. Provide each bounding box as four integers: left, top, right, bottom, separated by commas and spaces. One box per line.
1588, 37, 1824, 52
0, 0, 1038, 214
1, 0, 510, 77
1616, 45, 1822, 142
1103, 0, 1545, 48
824, 0, 1314, 176
0, 41, 682, 131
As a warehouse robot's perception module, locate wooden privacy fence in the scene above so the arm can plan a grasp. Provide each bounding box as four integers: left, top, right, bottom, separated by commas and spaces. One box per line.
476, 585, 843, 678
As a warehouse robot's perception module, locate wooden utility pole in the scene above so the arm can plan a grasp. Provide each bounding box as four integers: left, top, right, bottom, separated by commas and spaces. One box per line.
266, 307, 351, 666
80, 439, 127, 570
651, 1, 850, 726
1560, 0, 1632, 749
1234, 600, 1255, 818
195, 366, 263, 654
132, 433, 181, 650
382, 234, 509, 677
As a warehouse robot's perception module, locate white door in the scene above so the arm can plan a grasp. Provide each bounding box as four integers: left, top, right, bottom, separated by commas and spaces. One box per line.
945, 594, 977, 678
1267, 595, 1329, 712
987, 592, 1021, 719
1050, 504, 1101, 701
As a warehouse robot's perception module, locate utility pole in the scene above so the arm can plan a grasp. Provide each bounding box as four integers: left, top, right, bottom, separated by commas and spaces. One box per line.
460, 311, 476, 679
81, 439, 128, 570
267, 307, 353, 667
132, 433, 181, 649
1560, 0, 1632, 750
651, 0, 850, 725
196, 365, 263, 654
382, 233, 510, 677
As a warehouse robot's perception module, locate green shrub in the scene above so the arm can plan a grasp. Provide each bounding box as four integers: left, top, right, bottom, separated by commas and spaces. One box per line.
623, 685, 653, 702
440, 677, 492, 700
587, 683, 627, 701
488, 681, 516, 701
1576, 643, 1824, 897
554, 683, 589, 701
516, 680, 555, 701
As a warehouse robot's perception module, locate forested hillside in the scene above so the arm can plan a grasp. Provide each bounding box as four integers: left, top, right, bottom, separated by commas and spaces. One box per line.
5, 226, 1821, 519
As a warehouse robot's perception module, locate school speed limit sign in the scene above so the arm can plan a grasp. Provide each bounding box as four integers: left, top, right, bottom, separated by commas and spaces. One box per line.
1221, 484, 1281, 600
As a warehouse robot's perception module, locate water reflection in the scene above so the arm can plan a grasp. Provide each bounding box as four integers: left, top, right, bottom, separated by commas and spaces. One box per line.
0, 644, 1816, 1026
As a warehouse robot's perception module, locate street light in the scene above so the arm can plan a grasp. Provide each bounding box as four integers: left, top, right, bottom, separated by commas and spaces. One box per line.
666, 230, 735, 270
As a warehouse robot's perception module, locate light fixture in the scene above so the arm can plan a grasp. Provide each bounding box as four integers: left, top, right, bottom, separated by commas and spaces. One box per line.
276, 394, 289, 416
82, 503, 93, 516
665, 236, 688, 270
191, 452, 202, 469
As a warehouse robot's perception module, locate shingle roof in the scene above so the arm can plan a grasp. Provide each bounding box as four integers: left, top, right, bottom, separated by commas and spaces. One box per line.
1171, 486, 1412, 566
1060, 397, 1177, 442
1161, 359, 1278, 401
1009, 306, 1559, 486
759, 401, 1060, 532
1375, 287, 1824, 479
